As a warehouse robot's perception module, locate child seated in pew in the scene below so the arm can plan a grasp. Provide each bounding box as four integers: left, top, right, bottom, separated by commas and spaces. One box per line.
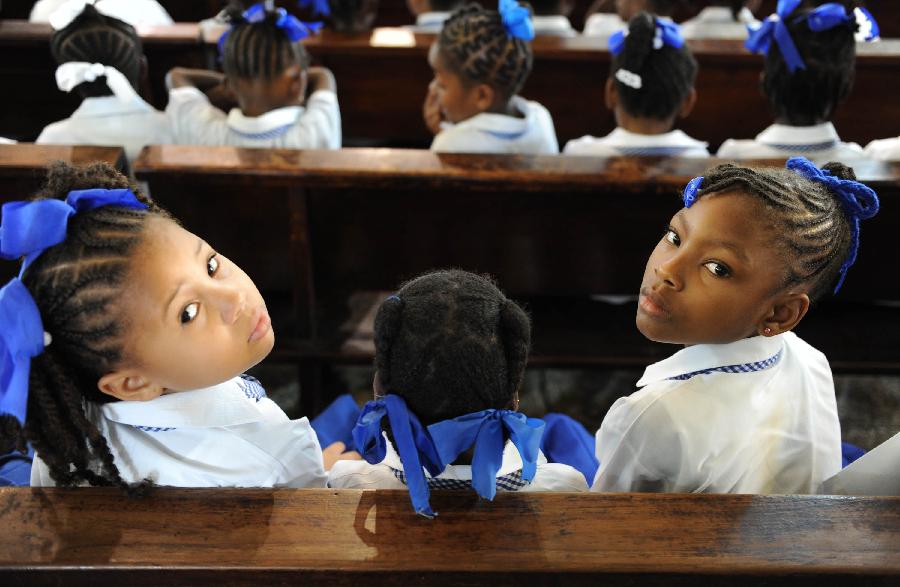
0, 161, 351, 489
718, 1, 879, 160
582, 0, 675, 40
564, 12, 709, 157
592, 157, 880, 494
30, 0, 173, 27
35, 2, 173, 164
328, 270, 587, 517
424, 1, 559, 154
529, 0, 577, 37
407, 0, 465, 32
167, 2, 341, 149
680, 1, 760, 40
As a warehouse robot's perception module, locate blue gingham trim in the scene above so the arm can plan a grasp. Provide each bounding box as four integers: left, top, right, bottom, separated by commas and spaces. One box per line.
238, 374, 267, 402
479, 129, 527, 141
390, 468, 531, 491
229, 123, 294, 140
668, 349, 783, 381
765, 140, 838, 153
133, 426, 176, 432
615, 146, 695, 156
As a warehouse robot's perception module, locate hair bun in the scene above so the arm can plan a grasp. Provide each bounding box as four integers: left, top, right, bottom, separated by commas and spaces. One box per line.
621, 11, 656, 73
822, 161, 857, 181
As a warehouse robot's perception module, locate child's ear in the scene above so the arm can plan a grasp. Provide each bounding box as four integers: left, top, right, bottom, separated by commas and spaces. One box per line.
758, 292, 811, 337
474, 83, 495, 112
604, 77, 617, 110
97, 371, 166, 402
678, 87, 697, 119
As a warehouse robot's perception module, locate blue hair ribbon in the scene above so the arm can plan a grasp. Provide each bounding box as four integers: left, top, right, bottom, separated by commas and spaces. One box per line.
609, 17, 684, 55
219, 3, 323, 58
498, 0, 534, 42
352, 395, 444, 518
428, 409, 544, 501
682, 175, 704, 208
785, 157, 879, 294
298, 0, 331, 18
0, 189, 147, 425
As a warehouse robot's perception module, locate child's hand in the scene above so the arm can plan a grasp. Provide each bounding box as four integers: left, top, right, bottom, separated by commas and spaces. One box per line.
205, 81, 238, 112
322, 441, 362, 471
423, 81, 443, 135
306, 66, 337, 94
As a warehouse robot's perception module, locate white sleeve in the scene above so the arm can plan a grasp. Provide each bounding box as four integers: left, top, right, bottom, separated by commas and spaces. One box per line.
165, 86, 229, 146
716, 139, 742, 159
235, 416, 328, 488
430, 125, 476, 153
865, 138, 900, 161
292, 89, 342, 149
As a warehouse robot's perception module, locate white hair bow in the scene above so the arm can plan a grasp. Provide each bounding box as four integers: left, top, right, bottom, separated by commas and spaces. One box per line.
55, 62, 139, 104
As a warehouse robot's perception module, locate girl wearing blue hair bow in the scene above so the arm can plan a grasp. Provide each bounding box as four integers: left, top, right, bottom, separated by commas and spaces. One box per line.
328, 270, 586, 518
592, 157, 879, 494
0, 162, 336, 490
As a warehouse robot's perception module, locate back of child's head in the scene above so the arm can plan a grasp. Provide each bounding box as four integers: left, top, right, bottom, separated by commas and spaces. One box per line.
610, 12, 697, 121
437, 3, 534, 103
373, 270, 531, 426
220, 3, 312, 81
328, 0, 380, 33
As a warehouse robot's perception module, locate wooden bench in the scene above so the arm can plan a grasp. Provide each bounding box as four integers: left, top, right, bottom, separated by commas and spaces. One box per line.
0, 487, 897, 585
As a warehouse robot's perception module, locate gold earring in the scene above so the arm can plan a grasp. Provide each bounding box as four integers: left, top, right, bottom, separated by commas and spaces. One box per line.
764, 327, 772, 335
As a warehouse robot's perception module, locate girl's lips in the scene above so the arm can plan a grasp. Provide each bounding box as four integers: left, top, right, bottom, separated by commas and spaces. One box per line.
248, 307, 271, 342
638, 288, 671, 319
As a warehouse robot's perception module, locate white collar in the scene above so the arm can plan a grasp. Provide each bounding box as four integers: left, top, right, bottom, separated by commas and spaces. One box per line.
756, 122, 842, 148
70, 95, 154, 118
637, 333, 788, 387
461, 96, 531, 138
605, 127, 708, 148
227, 105, 304, 139
416, 11, 451, 28
532, 15, 575, 34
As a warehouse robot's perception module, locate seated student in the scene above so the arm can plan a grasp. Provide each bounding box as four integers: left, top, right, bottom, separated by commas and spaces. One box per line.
35, 3, 173, 164
30, 0, 173, 27
0, 161, 349, 489
582, 0, 676, 40
424, 1, 559, 154
864, 136, 900, 161
529, 0, 577, 37
329, 270, 587, 517
564, 13, 709, 157
680, 1, 760, 40
593, 157, 880, 494
406, 0, 465, 32
167, 3, 341, 149
718, 1, 879, 160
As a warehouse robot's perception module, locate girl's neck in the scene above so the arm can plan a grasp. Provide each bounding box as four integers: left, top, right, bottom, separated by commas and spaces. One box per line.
485, 97, 525, 119
615, 108, 676, 135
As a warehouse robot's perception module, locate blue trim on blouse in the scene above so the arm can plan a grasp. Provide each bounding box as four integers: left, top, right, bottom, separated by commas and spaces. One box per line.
668, 349, 783, 381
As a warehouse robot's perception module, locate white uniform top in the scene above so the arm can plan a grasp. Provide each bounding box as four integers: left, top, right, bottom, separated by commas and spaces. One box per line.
328, 434, 588, 492
166, 86, 342, 149
431, 97, 559, 154
592, 332, 842, 494
564, 127, 710, 158
532, 15, 576, 37
30, 0, 173, 26
717, 122, 865, 161
864, 137, 900, 161
680, 7, 759, 40
582, 13, 625, 40
36, 95, 174, 164
408, 11, 452, 33
30, 376, 328, 488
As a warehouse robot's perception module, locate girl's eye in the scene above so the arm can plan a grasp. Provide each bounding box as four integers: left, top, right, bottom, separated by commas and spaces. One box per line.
181, 303, 199, 324
664, 228, 680, 247
207, 254, 219, 277
704, 261, 731, 278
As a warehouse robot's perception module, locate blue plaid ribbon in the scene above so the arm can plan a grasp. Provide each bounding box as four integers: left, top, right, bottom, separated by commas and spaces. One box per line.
668, 349, 783, 381
391, 468, 531, 491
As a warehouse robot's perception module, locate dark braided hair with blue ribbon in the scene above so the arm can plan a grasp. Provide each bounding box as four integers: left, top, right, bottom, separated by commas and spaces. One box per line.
220, 2, 312, 80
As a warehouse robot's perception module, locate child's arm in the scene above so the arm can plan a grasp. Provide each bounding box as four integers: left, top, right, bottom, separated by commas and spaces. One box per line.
306, 66, 337, 95
166, 67, 226, 92
321, 441, 362, 471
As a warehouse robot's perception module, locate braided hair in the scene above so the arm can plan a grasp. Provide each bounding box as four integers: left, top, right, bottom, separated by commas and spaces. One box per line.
437, 3, 534, 102
373, 270, 531, 426
329, 0, 379, 33
221, 4, 311, 80
0, 162, 169, 493
612, 12, 698, 121
49, 5, 143, 99
693, 161, 855, 302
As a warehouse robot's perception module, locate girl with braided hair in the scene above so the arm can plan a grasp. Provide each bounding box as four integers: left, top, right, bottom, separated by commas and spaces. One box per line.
591, 157, 879, 494
424, 1, 560, 154
0, 162, 335, 489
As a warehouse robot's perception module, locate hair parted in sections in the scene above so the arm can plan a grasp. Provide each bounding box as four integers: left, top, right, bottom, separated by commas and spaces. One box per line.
0, 162, 169, 493
373, 270, 531, 425
694, 162, 856, 302
437, 3, 534, 101
221, 3, 311, 80
612, 11, 698, 120
49, 4, 143, 98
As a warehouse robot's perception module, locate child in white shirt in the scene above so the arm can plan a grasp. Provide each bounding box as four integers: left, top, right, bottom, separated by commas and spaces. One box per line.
424, 1, 559, 154
582, 0, 675, 40
564, 13, 709, 158
30, 0, 173, 27
166, 3, 341, 149
680, 1, 760, 40
593, 157, 880, 494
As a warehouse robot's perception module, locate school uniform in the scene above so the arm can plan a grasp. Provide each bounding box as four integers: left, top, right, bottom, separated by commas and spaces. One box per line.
30, 375, 328, 488
582, 12, 625, 40
564, 127, 710, 157
680, 7, 759, 40
864, 137, 900, 161
592, 332, 842, 494
30, 0, 173, 27
408, 11, 452, 33
431, 96, 559, 154
166, 86, 342, 149
532, 15, 576, 37
717, 122, 865, 161
328, 433, 588, 492
36, 95, 174, 164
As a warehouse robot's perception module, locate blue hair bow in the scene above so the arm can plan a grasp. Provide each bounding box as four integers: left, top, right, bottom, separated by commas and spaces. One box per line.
499, 0, 534, 42
219, 3, 323, 57
428, 409, 544, 501
297, 0, 330, 18
0, 188, 147, 425
352, 395, 444, 518
609, 17, 684, 56
785, 157, 879, 293
681, 175, 704, 208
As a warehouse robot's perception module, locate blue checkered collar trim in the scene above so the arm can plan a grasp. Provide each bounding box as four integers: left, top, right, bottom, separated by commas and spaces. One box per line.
755, 122, 841, 150
227, 104, 304, 138
390, 467, 532, 491
637, 333, 788, 387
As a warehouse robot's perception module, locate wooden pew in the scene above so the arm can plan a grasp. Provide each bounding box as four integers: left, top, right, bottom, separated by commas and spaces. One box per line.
1, 487, 897, 585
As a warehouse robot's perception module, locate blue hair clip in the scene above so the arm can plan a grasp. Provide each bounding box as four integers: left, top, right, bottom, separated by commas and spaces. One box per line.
498, 0, 534, 42
784, 158, 879, 294
297, 0, 330, 18
682, 176, 704, 208
609, 17, 684, 55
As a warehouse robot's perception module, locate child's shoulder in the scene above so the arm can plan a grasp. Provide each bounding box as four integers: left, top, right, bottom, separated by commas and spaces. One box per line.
865, 137, 900, 161
327, 459, 404, 489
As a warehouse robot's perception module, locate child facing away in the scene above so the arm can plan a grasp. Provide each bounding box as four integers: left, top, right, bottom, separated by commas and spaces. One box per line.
679, 1, 760, 40
424, 1, 559, 154
30, 0, 173, 27
718, 1, 879, 160
328, 270, 587, 517
166, 2, 341, 149
35, 2, 173, 164
529, 0, 577, 37
564, 12, 709, 157
592, 157, 879, 494
582, 0, 676, 40
0, 162, 348, 489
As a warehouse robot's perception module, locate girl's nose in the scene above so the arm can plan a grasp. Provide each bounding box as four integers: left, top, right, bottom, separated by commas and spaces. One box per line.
654, 254, 684, 291
210, 283, 246, 325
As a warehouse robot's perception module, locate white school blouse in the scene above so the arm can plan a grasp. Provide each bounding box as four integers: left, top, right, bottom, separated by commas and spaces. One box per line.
564, 127, 710, 158
532, 15, 576, 37
680, 7, 759, 40
408, 11, 452, 33
582, 13, 625, 40
30, 0, 173, 26
717, 122, 865, 161
30, 376, 328, 488
592, 333, 842, 494
328, 434, 588, 492
166, 86, 342, 149
864, 137, 900, 161
431, 97, 559, 154
36, 95, 174, 164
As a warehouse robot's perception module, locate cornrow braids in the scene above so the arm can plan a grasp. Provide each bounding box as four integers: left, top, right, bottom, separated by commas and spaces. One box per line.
221, 4, 311, 80
0, 161, 168, 493
437, 3, 534, 102
49, 5, 143, 99
374, 270, 531, 426
694, 161, 855, 302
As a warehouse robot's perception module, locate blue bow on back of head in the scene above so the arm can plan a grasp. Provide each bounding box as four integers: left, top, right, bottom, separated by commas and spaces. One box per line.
609, 18, 684, 56
499, 0, 534, 42
219, 3, 323, 57
297, 0, 330, 18
428, 409, 544, 501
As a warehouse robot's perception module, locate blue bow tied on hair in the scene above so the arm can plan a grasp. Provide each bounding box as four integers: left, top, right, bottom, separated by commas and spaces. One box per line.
428, 409, 544, 501
297, 0, 330, 18
499, 0, 534, 42
745, 0, 805, 73
682, 176, 704, 208
352, 394, 444, 518
785, 157, 879, 294
609, 18, 684, 56
244, 3, 323, 42
0, 279, 44, 425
